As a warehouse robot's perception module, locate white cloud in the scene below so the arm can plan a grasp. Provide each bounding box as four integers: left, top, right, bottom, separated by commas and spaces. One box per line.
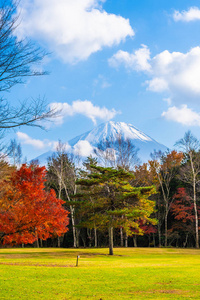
110, 46, 200, 103
17, 130, 95, 158
17, 132, 46, 149
110, 45, 200, 125
162, 105, 200, 126
149, 47, 200, 99
108, 45, 151, 71
17, 132, 71, 150
16, 0, 134, 63
146, 77, 168, 92
73, 140, 94, 157
49, 100, 120, 125
173, 7, 200, 22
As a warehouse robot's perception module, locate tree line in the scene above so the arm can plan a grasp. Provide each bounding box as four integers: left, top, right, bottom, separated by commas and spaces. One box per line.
1, 131, 200, 255
44, 132, 200, 252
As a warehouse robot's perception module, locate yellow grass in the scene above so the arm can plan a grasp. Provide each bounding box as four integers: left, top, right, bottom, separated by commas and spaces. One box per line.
0, 247, 200, 299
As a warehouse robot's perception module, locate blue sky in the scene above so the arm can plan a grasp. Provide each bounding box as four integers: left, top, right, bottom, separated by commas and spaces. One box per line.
6, 0, 200, 161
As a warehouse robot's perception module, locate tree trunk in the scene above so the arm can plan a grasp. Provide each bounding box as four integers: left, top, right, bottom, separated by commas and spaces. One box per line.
80, 234, 86, 248
120, 227, 123, 247
94, 228, 97, 248
35, 229, 39, 248
183, 233, 189, 248
157, 197, 162, 247
76, 228, 80, 248
40, 238, 43, 248
158, 223, 162, 247
193, 182, 199, 248
36, 238, 39, 248
125, 232, 128, 248
133, 235, 137, 247
63, 180, 77, 248
87, 228, 92, 247
70, 205, 77, 248
148, 235, 151, 247
57, 236, 60, 248
109, 226, 114, 255
164, 205, 168, 247
153, 233, 156, 247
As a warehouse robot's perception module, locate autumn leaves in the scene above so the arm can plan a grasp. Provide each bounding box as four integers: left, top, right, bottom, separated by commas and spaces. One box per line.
0, 164, 69, 245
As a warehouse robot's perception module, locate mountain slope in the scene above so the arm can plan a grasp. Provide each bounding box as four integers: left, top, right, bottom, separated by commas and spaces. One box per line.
33, 121, 168, 165
68, 121, 152, 146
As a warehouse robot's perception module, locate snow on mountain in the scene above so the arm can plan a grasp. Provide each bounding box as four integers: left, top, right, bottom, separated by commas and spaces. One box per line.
68, 121, 152, 146
32, 121, 168, 166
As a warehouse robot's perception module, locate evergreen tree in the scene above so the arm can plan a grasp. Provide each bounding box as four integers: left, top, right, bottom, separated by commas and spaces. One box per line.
76, 165, 156, 255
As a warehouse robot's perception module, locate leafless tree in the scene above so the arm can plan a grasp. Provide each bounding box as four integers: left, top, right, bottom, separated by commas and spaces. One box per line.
94, 134, 140, 170
114, 134, 140, 170
47, 141, 79, 247
7, 138, 22, 166
149, 149, 183, 247
0, 1, 57, 135
175, 131, 200, 248
94, 138, 116, 167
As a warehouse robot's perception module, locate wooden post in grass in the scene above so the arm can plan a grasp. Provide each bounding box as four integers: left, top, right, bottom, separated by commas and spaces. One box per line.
76, 255, 80, 267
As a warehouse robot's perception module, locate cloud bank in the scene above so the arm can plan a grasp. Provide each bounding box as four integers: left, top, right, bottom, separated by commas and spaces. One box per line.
16, 132, 58, 149
108, 45, 151, 72
17, 132, 94, 158
73, 140, 94, 157
16, 0, 134, 63
148, 47, 200, 101
110, 45, 200, 100
49, 100, 120, 125
110, 45, 200, 126
162, 105, 200, 126
173, 7, 200, 22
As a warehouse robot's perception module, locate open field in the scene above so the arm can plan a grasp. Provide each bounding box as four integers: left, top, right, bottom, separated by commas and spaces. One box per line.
0, 248, 200, 299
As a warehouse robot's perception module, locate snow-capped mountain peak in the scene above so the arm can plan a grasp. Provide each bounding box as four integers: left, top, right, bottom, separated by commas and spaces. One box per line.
32, 121, 168, 165
68, 121, 153, 146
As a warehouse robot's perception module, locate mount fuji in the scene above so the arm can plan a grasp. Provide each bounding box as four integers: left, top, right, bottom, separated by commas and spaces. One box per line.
32, 121, 168, 165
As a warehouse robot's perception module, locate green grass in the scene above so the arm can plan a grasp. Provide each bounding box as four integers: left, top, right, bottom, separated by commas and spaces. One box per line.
0, 247, 200, 299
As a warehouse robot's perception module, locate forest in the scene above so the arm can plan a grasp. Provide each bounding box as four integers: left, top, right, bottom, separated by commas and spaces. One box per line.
1, 131, 200, 254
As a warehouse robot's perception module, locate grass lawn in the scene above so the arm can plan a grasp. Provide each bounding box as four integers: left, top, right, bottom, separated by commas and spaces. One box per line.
0, 247, 200, 299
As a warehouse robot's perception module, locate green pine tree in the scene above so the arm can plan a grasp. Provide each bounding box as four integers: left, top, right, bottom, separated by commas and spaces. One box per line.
76, 165, 156, 255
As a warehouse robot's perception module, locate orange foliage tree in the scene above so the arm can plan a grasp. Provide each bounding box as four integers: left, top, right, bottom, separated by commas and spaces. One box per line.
0, 164, 69, 245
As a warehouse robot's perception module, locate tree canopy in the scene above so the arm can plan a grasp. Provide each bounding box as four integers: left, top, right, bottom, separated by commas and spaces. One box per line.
76, 165, 156, 255
0, 164, 69, 245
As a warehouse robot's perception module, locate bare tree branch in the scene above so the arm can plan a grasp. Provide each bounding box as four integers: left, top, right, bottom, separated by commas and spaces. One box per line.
0, 0, 48, 92
0, 1, 60, 134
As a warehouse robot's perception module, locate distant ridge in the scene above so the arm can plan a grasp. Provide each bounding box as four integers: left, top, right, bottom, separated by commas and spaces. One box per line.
32, 121, 168, 165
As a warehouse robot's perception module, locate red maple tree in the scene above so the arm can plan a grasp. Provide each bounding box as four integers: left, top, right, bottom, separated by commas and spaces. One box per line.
168, 188, 198, 246
171, 188, 194, 223
0, 164, 69, 245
